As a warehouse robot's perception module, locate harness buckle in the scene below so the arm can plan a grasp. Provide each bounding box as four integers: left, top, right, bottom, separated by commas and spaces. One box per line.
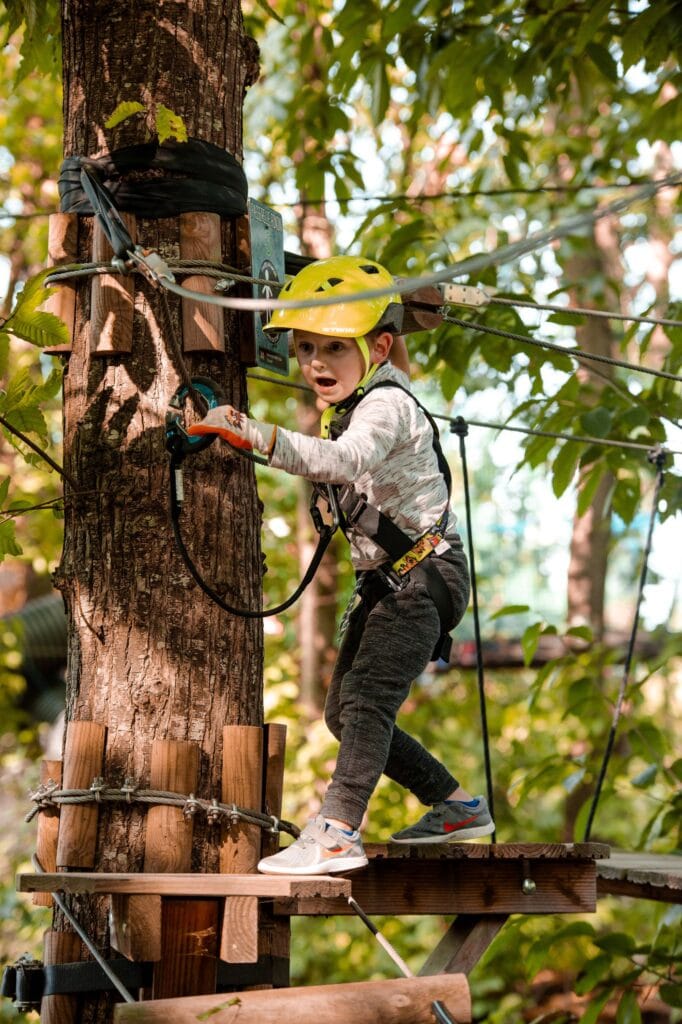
376, 565, 406, 592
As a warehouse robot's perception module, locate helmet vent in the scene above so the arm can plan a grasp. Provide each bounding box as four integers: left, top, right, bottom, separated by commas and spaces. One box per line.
361, 265, 380, 274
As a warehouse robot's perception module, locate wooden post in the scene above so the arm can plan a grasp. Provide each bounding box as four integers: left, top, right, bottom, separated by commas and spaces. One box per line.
220, 725, 263, 964
41, 929, 83, 1024
90, 215, 136, 354
419, 915, 509, 976
56, 721, 106, 869
34, 759, 62, 907
179, 212, 225, 352
113, 974, 472, 1024
257, 723, 290, 986
43, 214, 78, 354
144, 739, 216, 998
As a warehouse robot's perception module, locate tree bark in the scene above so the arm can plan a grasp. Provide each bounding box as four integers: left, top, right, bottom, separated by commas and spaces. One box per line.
55, 2, 261, 1019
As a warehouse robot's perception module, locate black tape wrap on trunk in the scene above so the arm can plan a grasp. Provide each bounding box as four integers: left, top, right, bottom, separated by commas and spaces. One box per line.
58, 138, 248, 218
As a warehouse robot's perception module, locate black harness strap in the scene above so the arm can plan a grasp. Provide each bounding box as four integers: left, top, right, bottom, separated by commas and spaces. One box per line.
328, 379, 456, 651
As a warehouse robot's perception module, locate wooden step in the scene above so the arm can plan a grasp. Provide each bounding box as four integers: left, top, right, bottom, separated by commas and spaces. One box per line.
597, 851, 682, 904
113, 973, 471, 1023
16, 871, 350, 899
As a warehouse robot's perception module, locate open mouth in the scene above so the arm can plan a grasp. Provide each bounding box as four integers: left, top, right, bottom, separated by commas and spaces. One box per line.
315, 376, 337, 390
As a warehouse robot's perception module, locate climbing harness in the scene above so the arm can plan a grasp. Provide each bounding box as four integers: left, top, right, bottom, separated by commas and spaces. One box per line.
166, 379, 341, 618
327, 380, 457, 660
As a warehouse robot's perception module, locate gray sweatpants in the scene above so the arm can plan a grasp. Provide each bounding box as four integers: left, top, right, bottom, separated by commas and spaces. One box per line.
321, 540, 471, 830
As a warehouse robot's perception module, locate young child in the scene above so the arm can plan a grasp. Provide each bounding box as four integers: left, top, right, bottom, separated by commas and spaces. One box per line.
188, 256, 494, 874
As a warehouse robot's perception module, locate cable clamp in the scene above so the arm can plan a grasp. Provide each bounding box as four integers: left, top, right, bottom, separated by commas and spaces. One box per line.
229, 803, 241, 827
647, 445, 668, 469
441, 283, 491, 308
214, 278, 236, 293
449, 416, 469, 438
120, 777, 137, 804
90, 776, 105, 802
268, 815, 280, 835
207, 798, 222, 826
183, 793, 199, 819
131, 246, 175, 286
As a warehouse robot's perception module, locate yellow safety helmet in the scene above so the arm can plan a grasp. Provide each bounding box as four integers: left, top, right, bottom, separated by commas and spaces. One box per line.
264, 256, 403, 337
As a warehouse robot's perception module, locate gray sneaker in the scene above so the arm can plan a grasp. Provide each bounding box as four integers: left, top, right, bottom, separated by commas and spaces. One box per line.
390, 796, 495, 844
257, 815, 368, 875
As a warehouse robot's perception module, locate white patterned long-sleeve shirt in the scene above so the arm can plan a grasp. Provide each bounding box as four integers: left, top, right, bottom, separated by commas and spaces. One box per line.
269, 363, 457, 569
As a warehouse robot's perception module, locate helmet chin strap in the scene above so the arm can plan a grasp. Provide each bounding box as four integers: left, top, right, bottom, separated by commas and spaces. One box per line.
319, 336, 380, 438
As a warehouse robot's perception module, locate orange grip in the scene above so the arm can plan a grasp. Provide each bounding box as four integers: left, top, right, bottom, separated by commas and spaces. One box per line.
186, 423, 253, 450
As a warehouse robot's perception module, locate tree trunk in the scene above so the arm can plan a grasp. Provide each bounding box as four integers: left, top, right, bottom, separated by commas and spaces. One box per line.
55, 2, 261, 1019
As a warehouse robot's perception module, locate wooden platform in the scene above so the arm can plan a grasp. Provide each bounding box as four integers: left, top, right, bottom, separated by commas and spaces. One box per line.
597, 852, 682, 904
16, 871, 351, 899
275, 842, 609, 917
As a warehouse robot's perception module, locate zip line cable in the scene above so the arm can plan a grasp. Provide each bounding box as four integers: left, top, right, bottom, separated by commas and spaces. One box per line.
246, 373, 680, 457
491, 296, 682, 331
441, 313, 682, 384
128, 169, 682, 313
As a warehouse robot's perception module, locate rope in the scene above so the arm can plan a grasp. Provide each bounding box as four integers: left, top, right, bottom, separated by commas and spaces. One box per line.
450, 417, 495, 834
26, 777, 300, 838
246, 373, 681, 456
582, 450, 667, 842
32, 853, 135, 1004
140, 170, 682, 312
491, 296, 682, 331
442, 314, 682, 384
45, 259, 279, 290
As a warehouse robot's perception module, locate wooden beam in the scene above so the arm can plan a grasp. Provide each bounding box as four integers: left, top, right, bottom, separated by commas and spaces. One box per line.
419, 915, 508, 976
258, 723, 290, 984
277, 856, 599, 916
90, 215, 136, 354
17, 871, 350, 898
114, 973, 471, 1024
41, 930, 83, 1024
597, 853, 682, 904
43, 214, 77, 354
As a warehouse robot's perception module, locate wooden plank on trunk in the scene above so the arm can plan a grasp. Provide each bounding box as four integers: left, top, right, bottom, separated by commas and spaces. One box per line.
43, 214, 78, 354
257, 723, 290, 985
110, 894, 163, 961
220, 725, 263, 963
90, 215, 136, 354
56, 721, 106, 869
34, 759, 62, 906
114, 973, 471, 1024
17, 872, 350, 898
179, 212, 224, 352
419, 914, 508, 976
41, 929, 83, 1024
145, 739, 204, 993
153, 898, 219, 1000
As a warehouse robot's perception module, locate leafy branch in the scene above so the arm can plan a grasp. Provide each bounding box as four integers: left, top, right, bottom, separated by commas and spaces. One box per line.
105, 100, 188, 144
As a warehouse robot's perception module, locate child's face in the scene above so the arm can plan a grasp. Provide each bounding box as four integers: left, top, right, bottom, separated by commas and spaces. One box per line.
294, 331, 370, 404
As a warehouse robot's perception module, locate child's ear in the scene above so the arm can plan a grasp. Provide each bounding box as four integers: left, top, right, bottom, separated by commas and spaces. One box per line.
371, 331, 393, 363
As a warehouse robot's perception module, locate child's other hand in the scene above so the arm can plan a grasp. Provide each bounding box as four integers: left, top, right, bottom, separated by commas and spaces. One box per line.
187, 405, 276, 454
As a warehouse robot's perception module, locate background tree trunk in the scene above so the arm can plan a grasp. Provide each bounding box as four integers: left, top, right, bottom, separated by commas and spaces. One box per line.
55, 2, 261, 1018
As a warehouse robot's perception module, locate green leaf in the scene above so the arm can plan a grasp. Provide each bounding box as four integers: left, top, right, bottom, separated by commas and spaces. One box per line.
521, 621, 543, 666
565, 625, 593, 642
616, 989, 642, 1024
577, 463, 608, 518
8, 311, 70, 348
551, 441, 580, 498
488, 604, 531, 621
573, 0, 611, 53
155, 104, 188, 144
630, 764, 657, 789
547, 310, 587, 327
580, 407, 612, 438
659, 983, 682, 1009
575, 953, 612, 995
252, 0, 285, 25
580, 990, 612, 1024
105, 100, 145, 129
595, 933, 636, 957
586, 42, 618, 84
0, 518, 22, 561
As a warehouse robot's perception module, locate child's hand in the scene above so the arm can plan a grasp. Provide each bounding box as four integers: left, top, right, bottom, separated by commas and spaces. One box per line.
187, 405, 276, 454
